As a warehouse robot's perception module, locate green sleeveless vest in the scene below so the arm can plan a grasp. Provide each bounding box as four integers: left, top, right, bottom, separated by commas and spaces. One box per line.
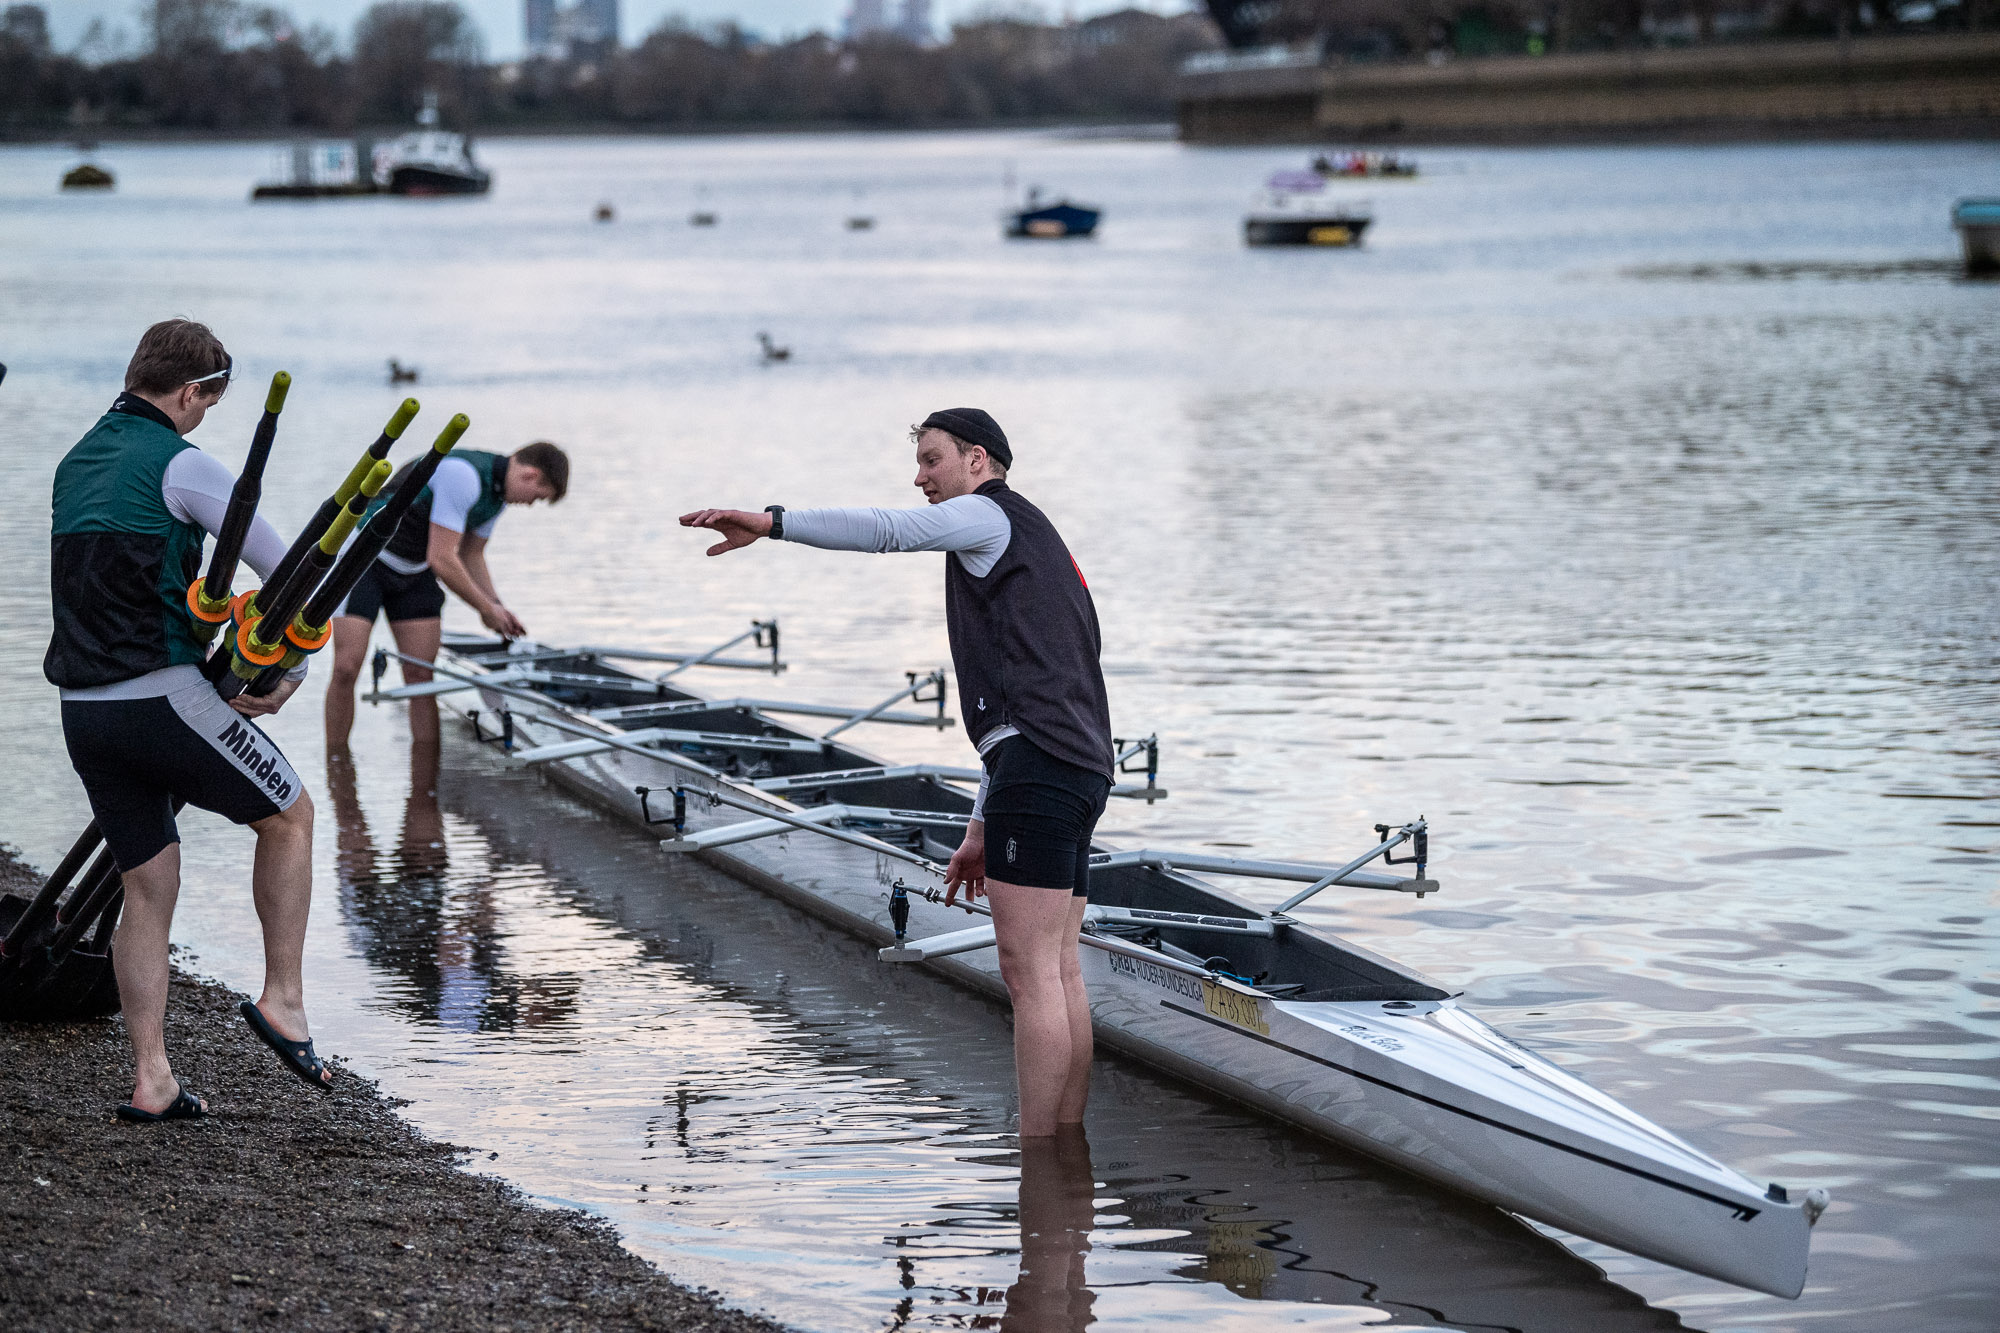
46, 411, 206, 688
368, 449, 507, 567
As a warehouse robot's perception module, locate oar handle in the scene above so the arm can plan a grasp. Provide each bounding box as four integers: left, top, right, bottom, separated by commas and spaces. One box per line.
195, 370, 289, 610
297, 414, 468, 631
259, 398, 420, 608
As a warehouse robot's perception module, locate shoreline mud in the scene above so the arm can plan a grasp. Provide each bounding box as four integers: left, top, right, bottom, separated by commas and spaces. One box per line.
0, 844, 791, 1333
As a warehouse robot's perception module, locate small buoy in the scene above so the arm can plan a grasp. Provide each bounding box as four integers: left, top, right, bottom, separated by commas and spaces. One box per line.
846, 216, 874, 231
594, 202, 615, 222
757, 333, 790, 363
690, 211, 717, 227
388, 358, 420, 384
62, 164, 114, 190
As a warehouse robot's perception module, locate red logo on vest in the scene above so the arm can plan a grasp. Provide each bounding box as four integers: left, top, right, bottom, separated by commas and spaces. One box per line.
1069, 556, 1088, 589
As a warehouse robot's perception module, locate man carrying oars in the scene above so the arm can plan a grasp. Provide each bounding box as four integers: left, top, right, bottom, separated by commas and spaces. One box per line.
680, 409, 1114, 1138
46, 319, 328, 1119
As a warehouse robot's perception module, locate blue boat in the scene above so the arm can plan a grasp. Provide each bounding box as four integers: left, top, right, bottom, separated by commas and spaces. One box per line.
1953, 197, 2000, 274
1004, 188, 1100, 239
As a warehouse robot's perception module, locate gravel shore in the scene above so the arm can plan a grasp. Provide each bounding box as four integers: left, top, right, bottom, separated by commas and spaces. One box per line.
0, 844, 792, 1333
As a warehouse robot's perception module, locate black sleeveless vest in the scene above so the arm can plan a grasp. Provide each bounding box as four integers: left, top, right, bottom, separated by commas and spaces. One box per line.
943, 480, 1113, 779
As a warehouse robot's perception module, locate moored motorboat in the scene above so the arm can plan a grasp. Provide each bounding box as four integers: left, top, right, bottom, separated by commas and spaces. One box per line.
373, 95, 490, 197
1005, 187, 1101, 239
1953, 197, 2000, 274
1246, 170, 1372, 247
1313, 150, 1417, 179
372, 630, 1828, 1299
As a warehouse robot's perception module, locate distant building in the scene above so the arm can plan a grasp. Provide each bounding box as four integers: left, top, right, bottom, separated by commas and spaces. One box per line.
524, 0, 556, 55
844, 0, 886, 40
895, 0, 931, 44
525, 0, 618, 59
845, 0, 929, 43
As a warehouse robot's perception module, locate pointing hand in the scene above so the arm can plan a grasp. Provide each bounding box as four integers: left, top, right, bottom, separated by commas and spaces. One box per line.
678, 508, 773, 556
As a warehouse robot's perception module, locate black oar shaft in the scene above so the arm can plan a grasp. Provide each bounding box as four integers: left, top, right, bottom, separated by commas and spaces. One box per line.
217, 472, 389, 701
196, 372, 290, 609
0, 828, 108, 960
89, 889, 124, 952
47, 860, 125, 963
259, 398, 418, 614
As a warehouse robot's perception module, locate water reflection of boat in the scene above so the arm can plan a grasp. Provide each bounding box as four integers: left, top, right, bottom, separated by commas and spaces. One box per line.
1246, 171, 1372, 247
380, 632, 1827, 1299
429, 745, 1698, 1331
1005, 188, 1101, 239
329, 742, 575, 1031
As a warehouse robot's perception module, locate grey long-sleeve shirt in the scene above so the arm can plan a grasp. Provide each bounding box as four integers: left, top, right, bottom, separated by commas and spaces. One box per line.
781, 494, 1016, 819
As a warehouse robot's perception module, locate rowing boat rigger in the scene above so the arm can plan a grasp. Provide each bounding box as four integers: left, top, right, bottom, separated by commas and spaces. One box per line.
371, 628, 1830, 1300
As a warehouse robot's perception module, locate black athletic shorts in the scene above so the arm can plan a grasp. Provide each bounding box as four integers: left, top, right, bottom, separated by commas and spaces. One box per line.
337, 561, 445, 624
62, 671, 302, 872
979, 735, 1112, 896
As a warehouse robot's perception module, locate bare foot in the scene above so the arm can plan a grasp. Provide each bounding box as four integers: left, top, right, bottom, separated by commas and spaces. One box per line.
128, 1075, 205, 1116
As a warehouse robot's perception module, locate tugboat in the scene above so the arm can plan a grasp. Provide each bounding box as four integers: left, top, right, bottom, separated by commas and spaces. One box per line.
1244, 171, 1372, 248
373, 94, 490, 197
1953, 197, 2000, 275
1004, 187, 1100, 239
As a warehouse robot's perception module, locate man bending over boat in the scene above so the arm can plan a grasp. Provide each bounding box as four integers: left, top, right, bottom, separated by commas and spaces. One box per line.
324, 440, 568, 748
47, 319, 327, 1117
680, 409, 1114, 1138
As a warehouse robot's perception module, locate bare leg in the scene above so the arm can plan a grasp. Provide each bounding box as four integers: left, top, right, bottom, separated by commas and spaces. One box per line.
388, 617, 443, 745
247, 791, 323, 1083
114, 842, 204, 1114
989, 880, 1086, 1138
324, 615, 373, 748
1056, 894, 1092, 1124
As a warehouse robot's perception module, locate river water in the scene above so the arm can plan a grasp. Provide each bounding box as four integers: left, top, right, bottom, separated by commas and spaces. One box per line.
1, 133, 1995, 1332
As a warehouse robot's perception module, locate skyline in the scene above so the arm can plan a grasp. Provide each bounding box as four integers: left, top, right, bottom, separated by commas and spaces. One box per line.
49, 0, 1193, 60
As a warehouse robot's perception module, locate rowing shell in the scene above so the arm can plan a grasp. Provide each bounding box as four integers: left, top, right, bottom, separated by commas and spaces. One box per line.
383, 633, 1826, 1299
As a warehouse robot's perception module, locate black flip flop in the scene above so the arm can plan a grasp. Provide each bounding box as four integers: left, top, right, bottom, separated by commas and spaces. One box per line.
238, 1000, 334, 1093
116, 1085, 207, 1122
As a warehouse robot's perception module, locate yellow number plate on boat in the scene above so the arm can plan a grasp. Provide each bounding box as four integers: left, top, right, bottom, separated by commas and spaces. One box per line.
1202, 979, 1269, 1035
1307, 225, 1353, 246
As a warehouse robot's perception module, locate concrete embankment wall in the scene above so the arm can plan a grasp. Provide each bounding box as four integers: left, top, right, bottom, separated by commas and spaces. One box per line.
1178, 33, 2000, 143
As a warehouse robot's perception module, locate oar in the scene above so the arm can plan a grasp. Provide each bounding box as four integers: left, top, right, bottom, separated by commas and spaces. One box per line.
0, 828, 106, 966
185, 371, 290, 642
214, 459, 393, 700
255, 397, 419, 622
237, 414, 469, 698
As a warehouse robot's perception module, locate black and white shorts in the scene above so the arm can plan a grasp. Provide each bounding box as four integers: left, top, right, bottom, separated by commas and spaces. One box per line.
980, 735, 1111, 897
335, 561, 446, 625
62, 669, 302, 872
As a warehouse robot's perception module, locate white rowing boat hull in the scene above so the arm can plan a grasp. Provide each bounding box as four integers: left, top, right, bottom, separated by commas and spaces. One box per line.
442, 656, 1819, 1299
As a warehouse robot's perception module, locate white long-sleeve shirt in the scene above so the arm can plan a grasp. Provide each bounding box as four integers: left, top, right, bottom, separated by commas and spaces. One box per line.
780, 495, 1017, 818
61, 447, 306, 701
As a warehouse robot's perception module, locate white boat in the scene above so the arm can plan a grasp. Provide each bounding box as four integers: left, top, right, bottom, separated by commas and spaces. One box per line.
369, 627, 1828, 1299
1245, 170, 1372, 247
372, 94, 490, 196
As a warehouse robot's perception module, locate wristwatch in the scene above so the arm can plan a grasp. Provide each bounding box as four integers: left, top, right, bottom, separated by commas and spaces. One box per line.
764, 505, 785, 539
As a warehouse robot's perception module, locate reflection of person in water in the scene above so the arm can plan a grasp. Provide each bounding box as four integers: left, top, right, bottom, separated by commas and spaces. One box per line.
1004, 1126, 1096, 1333
328, 739, 577, 1032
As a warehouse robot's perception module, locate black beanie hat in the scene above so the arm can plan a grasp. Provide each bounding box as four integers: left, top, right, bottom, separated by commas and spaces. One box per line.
921, 407, 1011, 470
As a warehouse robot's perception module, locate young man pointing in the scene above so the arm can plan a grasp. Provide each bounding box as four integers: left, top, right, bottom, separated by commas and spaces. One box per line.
680, 409, 1114, 1138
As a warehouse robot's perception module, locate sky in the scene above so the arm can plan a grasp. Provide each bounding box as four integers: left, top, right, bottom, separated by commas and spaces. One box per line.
49, 0, 1192, 60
